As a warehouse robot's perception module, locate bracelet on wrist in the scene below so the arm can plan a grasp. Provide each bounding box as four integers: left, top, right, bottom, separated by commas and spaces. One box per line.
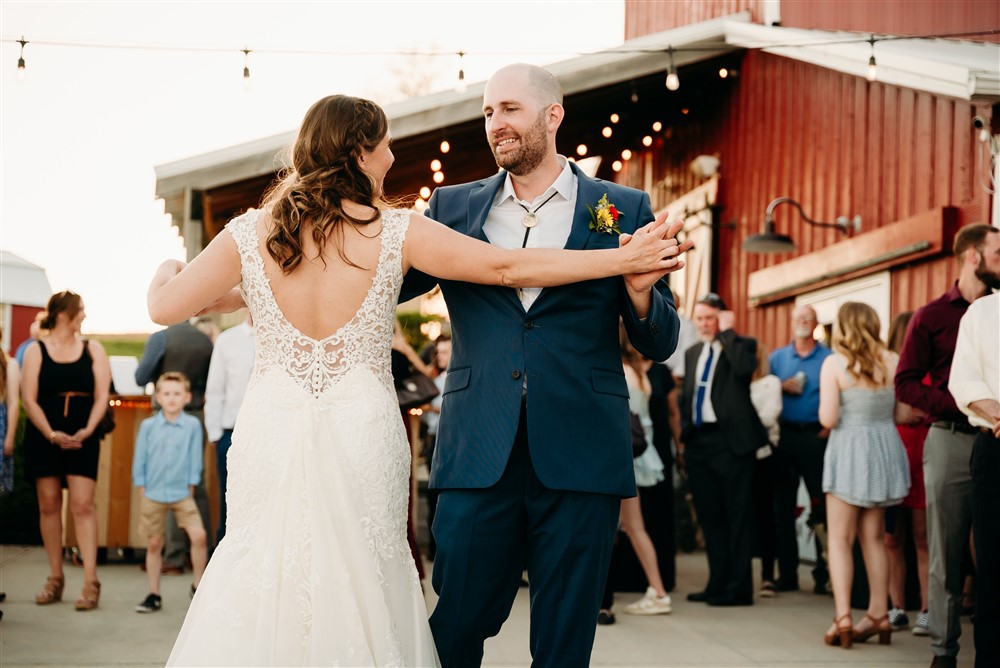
48, 431, 57, 443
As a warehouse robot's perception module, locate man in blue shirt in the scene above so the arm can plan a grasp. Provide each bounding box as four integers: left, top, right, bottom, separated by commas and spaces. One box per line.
769, 304, 832, 594
132, 372, 208, 613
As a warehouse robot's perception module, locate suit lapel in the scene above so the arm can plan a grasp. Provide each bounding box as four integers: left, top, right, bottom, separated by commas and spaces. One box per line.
467, 172, 505, 242
564, 165, 603, 250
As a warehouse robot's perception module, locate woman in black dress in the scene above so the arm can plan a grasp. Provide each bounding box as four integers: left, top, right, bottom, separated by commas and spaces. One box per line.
21, 291, 111, 611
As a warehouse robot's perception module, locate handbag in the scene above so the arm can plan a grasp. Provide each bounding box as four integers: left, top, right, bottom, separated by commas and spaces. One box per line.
630, 411, 648, 458
395, 372, 440, 411
93, 377, 117, 440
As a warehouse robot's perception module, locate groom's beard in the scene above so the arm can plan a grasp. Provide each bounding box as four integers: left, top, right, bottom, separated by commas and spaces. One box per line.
490, 111, 548, 176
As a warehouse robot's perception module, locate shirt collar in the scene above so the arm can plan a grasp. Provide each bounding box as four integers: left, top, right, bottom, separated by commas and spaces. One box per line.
787, 341, 827, 360
497, 155, 575, 208
946, 281, 966, 305
154, 411, 184, 427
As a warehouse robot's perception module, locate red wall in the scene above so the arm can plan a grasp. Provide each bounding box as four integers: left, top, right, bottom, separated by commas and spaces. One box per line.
625, 0, 764, 38
10, 305, 43, 356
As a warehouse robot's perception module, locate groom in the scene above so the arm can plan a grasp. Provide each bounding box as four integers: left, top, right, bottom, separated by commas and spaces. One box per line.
401, 63, 686, 667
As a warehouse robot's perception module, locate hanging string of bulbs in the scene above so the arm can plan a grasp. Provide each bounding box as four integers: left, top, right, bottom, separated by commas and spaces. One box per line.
7, 29, 996, 87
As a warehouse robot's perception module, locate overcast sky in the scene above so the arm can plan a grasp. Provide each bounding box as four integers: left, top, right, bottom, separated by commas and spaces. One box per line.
1, 0, 625, 333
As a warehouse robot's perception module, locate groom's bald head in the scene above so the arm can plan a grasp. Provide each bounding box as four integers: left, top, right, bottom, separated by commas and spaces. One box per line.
487, 64, 563, 108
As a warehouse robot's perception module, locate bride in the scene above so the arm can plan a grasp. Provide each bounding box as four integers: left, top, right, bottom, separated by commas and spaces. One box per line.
148, 94, 686, 667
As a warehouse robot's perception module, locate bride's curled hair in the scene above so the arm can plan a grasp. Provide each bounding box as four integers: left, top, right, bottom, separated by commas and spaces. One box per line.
831, 301, 887, 386
262, 95, 389, 273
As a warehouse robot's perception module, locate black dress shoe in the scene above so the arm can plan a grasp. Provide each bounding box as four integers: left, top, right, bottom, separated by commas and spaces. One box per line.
774, 580, 799, 592
707, 596, 753, 607
686, 591, 711, 602
930, 656, 957, 668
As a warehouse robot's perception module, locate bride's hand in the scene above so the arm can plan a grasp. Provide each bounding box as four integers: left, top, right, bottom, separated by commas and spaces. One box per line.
619, 214, 691, 278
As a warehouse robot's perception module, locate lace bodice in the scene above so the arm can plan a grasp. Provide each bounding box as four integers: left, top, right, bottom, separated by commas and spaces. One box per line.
227, 208, 410, 398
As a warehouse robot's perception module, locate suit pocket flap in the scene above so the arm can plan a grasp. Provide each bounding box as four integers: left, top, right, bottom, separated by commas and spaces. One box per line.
443, 366, 471, 395
591, 368, 629, 397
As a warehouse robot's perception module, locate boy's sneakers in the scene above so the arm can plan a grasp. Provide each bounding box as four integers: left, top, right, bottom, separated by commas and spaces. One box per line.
913, 610, 930, 636
135, 593, 162, 613
623, 587, 672, 615
888, 607, 910, 631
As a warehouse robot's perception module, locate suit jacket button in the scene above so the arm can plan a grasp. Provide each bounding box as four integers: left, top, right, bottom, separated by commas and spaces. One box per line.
524, 321, 533, 329
512, 370, 522, 380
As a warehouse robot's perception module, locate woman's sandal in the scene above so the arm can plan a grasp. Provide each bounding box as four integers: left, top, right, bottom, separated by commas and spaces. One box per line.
34, 575, 65, 605
74, 580, 101, 611
824, 613, 853, 648
853, 613, 891, 645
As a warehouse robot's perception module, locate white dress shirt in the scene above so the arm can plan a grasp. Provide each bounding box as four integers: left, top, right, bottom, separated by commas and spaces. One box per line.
949, 292, 999, 430
691, 340, 722, 424
204, 321, 255, 442
666, 315, 698, 377
483, 155, 577, 312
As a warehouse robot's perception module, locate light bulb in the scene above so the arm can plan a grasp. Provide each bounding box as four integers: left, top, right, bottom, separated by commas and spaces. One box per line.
576, 144, 588, 157
621, 149, 632, 160
602, 127, 612, 138
867, 56, 877, 82
610, 113, 619, 124
440, 140, 450, 154
419, 186, 431, 199
666, 70, 680, 91
433, 171, 444, 184
652, 121, 662, 132
642, 136, 653, 147
17, 59, 25, 81
430, 159, 441, 171
719, 68, 729, 79
612, 160, 623, 172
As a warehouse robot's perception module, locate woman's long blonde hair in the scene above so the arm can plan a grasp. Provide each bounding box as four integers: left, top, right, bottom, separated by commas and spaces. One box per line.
261, 95, 390, 274
832, 302, 888, 386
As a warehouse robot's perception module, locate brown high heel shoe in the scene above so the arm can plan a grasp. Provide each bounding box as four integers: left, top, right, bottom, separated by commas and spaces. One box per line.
853, 613, 891, 645
35, 575, 65, 605
74, 580, 101, 611
824, 613, 853, 648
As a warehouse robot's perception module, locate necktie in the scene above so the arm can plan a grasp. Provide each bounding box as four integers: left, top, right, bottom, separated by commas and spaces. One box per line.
694, 344, 714, 427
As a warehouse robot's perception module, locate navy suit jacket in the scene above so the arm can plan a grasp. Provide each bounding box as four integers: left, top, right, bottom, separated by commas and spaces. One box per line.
401, 163, 680, 497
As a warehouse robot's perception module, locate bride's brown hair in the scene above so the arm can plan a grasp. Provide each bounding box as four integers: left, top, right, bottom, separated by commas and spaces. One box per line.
262, 95, 389, 274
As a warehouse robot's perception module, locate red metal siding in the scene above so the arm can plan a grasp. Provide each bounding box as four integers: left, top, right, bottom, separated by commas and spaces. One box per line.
624, 0, 764, 38
619, 50, 992, 353
780, 0, 1000, 43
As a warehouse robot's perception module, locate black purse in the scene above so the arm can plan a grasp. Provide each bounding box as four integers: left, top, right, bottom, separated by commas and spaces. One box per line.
93, 378, 117, 440
395, 372, 440, 411
630, 412, 648, 458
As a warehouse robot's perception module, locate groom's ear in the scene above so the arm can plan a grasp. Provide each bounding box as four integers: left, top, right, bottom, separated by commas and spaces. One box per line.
546, 103, 564, 133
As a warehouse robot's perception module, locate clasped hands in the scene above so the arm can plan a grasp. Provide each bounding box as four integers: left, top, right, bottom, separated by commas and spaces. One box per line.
619, 211, 695, 295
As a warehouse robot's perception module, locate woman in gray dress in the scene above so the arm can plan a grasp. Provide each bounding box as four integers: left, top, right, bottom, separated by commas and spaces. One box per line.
819, 302, 910, 649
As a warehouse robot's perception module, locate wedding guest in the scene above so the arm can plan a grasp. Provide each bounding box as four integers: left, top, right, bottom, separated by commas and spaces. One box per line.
420, 334, 451, 561
884, 311, 931, 635
20, 290, 111, 611
15, 315, 42, 367
949, 291, 1000, 668
750, 343, 781, 598
770, 304, 832, 594
1, 324, 20, 496
820, 302, 909, 648
680, 293, 763, 607
664, 293, 698, 384
204, 309, 254, 544
136, 317, 214, 571
133, 372, 207, 613
895, 223, 1000, 668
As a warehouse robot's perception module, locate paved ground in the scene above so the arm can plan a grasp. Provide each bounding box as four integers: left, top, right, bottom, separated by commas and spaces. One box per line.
0, 544, 974, 667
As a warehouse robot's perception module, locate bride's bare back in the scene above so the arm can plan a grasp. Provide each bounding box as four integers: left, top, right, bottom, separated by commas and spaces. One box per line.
255, 211, 386, 341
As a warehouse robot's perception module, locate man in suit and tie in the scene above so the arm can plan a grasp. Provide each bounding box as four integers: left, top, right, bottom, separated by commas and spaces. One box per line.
679, 292, 766, 607
401, 63, 690, 667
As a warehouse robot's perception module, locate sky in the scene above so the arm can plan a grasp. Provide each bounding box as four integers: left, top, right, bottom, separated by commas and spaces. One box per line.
1, 0, 626, 333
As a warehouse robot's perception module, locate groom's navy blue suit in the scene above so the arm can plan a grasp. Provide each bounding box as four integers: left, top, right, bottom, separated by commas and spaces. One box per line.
402, 163, 680, 667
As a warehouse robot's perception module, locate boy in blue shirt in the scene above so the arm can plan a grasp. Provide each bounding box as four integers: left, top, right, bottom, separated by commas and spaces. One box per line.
132, 372, 207, 613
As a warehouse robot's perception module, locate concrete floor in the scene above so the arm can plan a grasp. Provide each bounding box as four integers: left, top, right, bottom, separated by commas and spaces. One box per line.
0, 544, 974, 667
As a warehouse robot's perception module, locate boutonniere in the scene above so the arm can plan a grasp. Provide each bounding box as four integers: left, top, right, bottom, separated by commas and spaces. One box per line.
587, 193, 622, 235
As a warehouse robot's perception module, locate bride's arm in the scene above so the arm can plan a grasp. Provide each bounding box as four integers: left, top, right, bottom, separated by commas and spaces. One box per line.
147, 230, 243, 325
403, 211, 684, 287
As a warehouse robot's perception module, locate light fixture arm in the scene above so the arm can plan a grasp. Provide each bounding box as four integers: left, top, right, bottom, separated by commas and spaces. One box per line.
764, 197, 859, 234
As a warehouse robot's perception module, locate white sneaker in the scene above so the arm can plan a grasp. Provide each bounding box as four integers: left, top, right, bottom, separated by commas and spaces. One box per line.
913, 610, 930, 636
623, 587, 672, 615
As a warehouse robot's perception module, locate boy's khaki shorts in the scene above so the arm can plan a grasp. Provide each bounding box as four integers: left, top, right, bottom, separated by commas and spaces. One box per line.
139, 495, 203, 539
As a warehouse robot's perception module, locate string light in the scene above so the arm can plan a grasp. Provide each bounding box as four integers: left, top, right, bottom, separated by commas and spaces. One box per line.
433, 171, 444, 184
430, 159, 441, 171
630, 86, 639, 104
419, 186, 431, 199
439, 140, 450, 154
241, 47, 251, 89
576, 144, 588, 156
642, 136, 653, 147
16, 36, 27, 81
610, 113, 619, 123
719, 67, 729, 78
621, 149, 632, 160
456, 51, 466, 93
665, 46, 679, 91
652, 121, 663, 132
602, 126, 612, 138
867, 35, 877, 82
612, 160, 623, 172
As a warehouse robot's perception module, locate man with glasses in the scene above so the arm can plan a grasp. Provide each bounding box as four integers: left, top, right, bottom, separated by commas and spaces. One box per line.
769, 304, 832, 595
896, 223, 1000, 668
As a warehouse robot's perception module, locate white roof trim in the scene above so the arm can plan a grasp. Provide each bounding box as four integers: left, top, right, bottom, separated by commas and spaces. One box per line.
725, 22, 1000, 101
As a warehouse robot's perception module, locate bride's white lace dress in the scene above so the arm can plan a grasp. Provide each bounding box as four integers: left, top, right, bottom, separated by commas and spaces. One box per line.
167, 209, 439, 667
